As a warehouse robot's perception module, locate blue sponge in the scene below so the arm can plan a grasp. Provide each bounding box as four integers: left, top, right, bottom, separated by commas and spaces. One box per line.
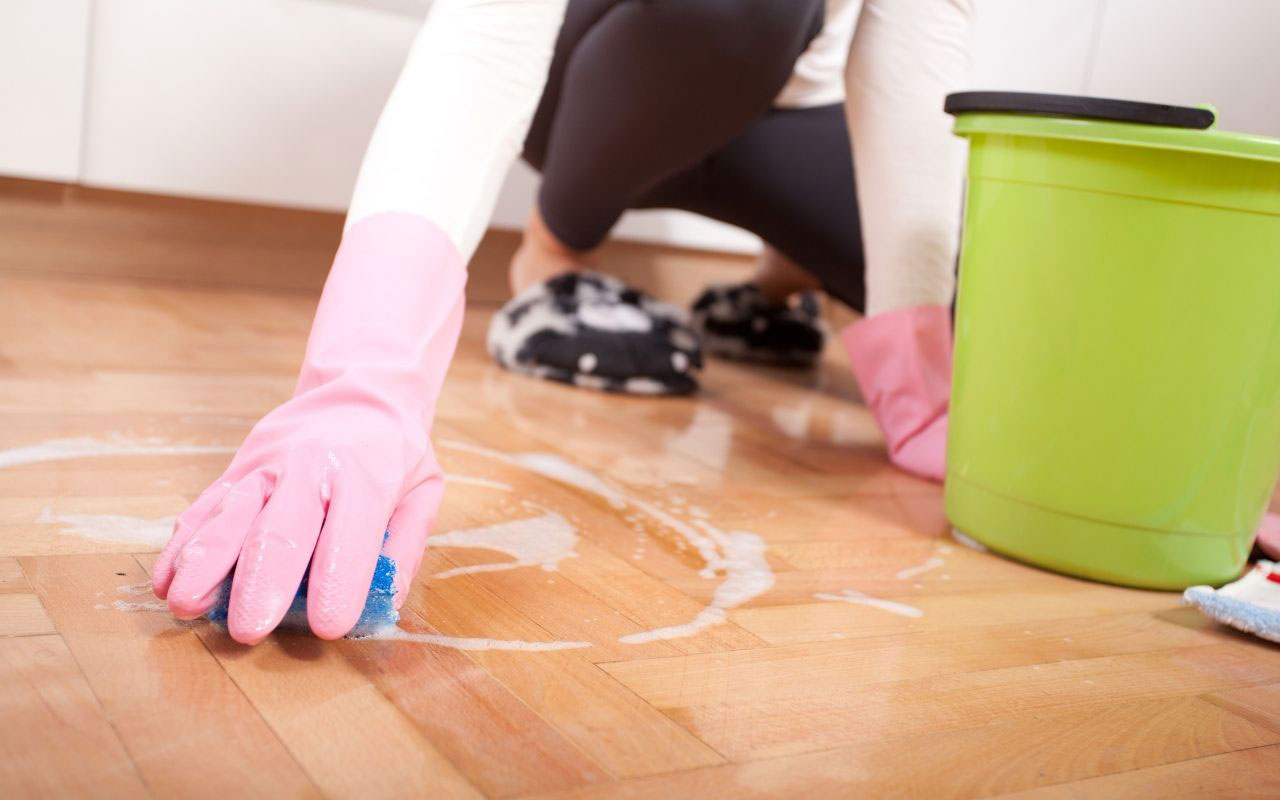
208, 543, 400, 638
1183, 560, 1280, 644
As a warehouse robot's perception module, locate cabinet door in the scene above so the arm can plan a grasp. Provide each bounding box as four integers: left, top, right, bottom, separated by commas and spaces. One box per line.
0, 0, 91, 182
81, 0, 420, 210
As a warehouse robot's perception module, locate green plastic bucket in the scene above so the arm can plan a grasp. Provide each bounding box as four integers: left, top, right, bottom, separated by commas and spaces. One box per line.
944, 92, 1280, 589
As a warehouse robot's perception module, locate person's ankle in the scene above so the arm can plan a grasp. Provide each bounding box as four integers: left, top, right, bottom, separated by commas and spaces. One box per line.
509, 208, 592, 294
750, 245, 818, 305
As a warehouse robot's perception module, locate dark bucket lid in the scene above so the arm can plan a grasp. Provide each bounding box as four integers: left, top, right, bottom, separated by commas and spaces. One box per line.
945, 91, 1215, 130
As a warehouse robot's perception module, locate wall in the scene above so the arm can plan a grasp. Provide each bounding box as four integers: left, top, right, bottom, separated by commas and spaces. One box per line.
0, 0, 91, 182
3, 0, 1278, 253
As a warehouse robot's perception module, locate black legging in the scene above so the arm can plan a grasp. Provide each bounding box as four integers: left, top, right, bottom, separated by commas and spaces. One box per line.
522, 0, 867, 311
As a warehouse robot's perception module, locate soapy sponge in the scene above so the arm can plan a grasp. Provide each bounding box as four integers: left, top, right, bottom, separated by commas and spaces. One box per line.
1183, 560, 1280, 644
208, 548, 399, 638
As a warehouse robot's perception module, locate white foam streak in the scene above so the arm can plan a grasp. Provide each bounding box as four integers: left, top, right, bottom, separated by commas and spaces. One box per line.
359, 627, 590, 651
770, 402, 811, 440
815, 589, 923, 618
442, 441, 627, 508
895, 556, 945, 580
429, 512, 578, 578
39, 507, 175, 548
951, 529, 989, 552
0, 435, 234, 469
107, 599, 168, 612
619, 608, 725, 644
444, 474, 514, 492
439, 440, 775, 643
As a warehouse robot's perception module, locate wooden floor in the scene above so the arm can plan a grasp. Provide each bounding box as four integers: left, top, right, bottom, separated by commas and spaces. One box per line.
3, 242, 1280, 798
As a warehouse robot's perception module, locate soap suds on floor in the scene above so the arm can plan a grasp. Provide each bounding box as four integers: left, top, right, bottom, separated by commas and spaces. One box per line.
895, 556, 945, 581
770, 401, 812, 440
444, 474, 515, 492
0, 435, 235, 469
662, 405, 733, 475
38, 507, 175, 548
439, 440, 775, 643
101, 599, 168, 612
951, 529, 988, 552
428, 512, 578, 579
831, 412, 867, 446
814, 589, 924, 618
620, 608, 726, 644
443, 440, 627, 509
116, 582, 154, 596
357, 627, 591, 651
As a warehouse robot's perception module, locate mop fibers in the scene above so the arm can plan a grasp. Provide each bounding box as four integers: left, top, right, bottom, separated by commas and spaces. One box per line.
1183, 560, 1280, 644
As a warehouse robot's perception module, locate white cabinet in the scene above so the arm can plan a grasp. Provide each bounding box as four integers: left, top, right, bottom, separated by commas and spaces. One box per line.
81, 0, 419, 210
3, 0, 1278, 250
0, 0, 91, 182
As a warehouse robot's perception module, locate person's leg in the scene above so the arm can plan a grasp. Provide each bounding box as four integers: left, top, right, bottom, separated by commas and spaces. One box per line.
491, 0, 831, 394
751, 245, 821, 305
512, 0, 827, 294
629, 103, 862, 366
640, 103, 865, 311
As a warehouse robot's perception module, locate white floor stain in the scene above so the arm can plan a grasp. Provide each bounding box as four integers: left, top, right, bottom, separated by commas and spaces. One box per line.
38, 507, 175, 548
439, 440, 775, 644
770, 401, 812, 440
357, 627, 591, 651
444, 474, 515, 492
895, 556, 945, 581
814, 589, 924, 618
831, 412, 868, 446
0, 435, 235, 469
428, 512, 578, 579
99, 599, 169, 612
951, 529, 989, 552
619, 608, 726, 644
15, 432, 944, 647
662, 405, 734, 475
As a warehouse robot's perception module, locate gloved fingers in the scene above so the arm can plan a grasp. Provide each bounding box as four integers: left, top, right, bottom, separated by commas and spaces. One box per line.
152, 479, 233, 599
384, 472, 446, 608
307, 474, 396, 639
165, 474, 268, 620
226, 462, 327, 644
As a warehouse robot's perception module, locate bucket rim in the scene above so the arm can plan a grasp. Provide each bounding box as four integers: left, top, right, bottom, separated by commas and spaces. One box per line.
952, 111, 1280, 166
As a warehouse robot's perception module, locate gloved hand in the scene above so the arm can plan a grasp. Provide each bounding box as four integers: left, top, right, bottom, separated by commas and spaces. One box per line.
841, 304, 952, 482
152, 213, 466, 643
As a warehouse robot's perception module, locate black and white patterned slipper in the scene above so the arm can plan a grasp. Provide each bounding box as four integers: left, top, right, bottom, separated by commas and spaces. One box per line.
487, 272, 703, 395
690, 283, 826, 367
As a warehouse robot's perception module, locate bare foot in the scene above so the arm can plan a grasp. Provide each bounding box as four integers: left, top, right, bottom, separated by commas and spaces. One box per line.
749, 245, 820, 304
510, 206, 595, 295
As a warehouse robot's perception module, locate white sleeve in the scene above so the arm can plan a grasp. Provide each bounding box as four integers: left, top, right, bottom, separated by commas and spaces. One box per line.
845, 0, 974, 316
346, 0, 568, 261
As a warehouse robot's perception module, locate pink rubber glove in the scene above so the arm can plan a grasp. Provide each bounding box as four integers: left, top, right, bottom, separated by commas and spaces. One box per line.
841, 304, 952, 482
152, 212, 466, 643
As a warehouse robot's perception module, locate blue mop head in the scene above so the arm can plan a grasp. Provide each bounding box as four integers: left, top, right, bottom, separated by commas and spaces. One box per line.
208, 538, 399, 638
1183, 560, 1280, 644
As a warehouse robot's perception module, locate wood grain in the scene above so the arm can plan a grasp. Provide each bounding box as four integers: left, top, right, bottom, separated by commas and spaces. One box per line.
0, 635, 147, 798
2, 206, 1278, 797
21, 554, 319, 798
0, 557, 54, 636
